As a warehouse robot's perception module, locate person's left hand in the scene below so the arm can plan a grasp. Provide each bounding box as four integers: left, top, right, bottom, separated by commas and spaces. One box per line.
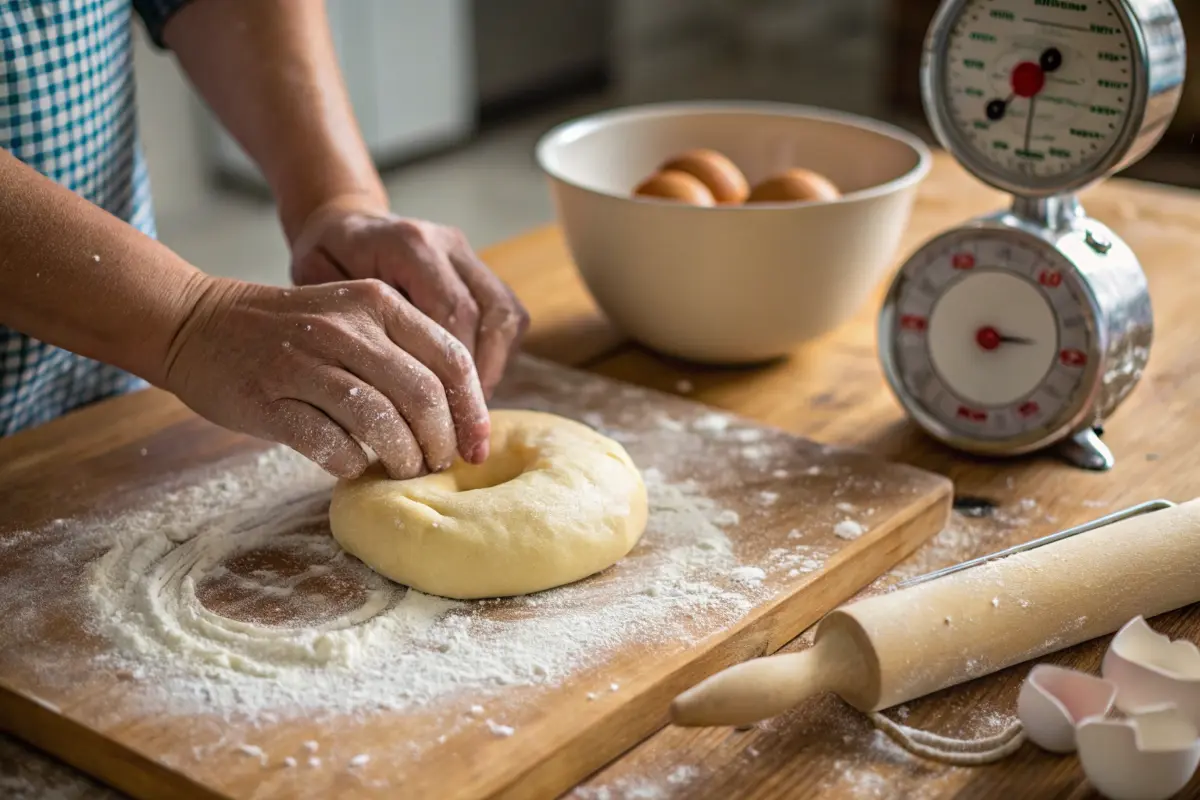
289, 196, 529, 398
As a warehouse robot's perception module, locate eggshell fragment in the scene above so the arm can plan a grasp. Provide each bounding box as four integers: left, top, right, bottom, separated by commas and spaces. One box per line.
1018, 664, 1118, 753
1077, 706, 1200, 800
747, 168, 841, 204
659, 149, 750, 204
632, 170, 716, 206
1103, 616, 1200, 728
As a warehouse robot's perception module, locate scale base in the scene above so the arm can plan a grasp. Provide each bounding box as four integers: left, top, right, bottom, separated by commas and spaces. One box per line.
1055, 428, 1114, 472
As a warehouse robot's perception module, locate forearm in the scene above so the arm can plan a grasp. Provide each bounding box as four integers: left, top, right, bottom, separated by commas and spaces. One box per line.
0, 150, 210, 386
162, 0, 387, 243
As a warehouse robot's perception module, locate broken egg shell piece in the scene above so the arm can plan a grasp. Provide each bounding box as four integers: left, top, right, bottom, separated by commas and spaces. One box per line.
1102, 616, 1200, 728
1017, 663, 1118, 753
1076, 705, 1200, 800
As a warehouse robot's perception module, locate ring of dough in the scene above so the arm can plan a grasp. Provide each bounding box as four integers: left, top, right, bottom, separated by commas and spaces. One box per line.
329, 409, 649, 600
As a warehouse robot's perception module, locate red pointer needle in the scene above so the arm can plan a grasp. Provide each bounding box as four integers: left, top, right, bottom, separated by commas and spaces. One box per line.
976, 326, 1034, 351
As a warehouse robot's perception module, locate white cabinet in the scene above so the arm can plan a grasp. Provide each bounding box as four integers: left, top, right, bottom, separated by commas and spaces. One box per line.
207, 0, 476, 187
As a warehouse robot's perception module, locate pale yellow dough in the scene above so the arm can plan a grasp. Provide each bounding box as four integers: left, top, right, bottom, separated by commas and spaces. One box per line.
328, 409, 649, 600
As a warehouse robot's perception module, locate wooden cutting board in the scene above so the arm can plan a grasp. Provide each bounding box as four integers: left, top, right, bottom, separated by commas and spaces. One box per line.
0, 356, 951, 800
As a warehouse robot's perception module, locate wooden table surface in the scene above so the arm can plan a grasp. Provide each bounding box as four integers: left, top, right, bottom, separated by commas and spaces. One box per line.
4, 151, 1200, 799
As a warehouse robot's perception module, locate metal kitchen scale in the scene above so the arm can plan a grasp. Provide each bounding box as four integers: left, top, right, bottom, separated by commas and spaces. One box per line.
879, 0, 1187, 471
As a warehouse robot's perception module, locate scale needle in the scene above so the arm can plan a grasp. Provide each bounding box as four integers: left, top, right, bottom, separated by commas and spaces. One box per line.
976, 327, 1034, 351
1024, 97, 1038, 152
1023, 17, 1094, 34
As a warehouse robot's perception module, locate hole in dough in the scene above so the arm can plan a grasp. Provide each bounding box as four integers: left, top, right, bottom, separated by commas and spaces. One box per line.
437, 445, 536, 493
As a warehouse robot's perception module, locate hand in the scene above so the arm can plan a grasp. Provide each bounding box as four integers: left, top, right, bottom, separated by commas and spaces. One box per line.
289, 197, 529, 398
163, 276, 491, 480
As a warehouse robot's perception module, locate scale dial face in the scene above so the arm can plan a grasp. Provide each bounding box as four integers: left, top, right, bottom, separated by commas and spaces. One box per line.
882, 231, 1101, 451
926, 0, 1147, 194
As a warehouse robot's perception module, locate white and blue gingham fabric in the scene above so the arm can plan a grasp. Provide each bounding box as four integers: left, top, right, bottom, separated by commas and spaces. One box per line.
0, 0, 188, 436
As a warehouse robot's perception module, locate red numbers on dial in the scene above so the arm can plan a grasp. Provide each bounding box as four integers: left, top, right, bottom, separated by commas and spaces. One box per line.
952, 253, 975, 270
1018, 401, 1040, 418
899, 314, 928, 332
1038, 269, 1063, 288
956, 405, 988, 422
1060, 348, 1088, 367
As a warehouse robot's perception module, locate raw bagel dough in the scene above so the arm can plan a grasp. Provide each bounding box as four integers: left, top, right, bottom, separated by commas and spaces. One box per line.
329, 409, 648, 600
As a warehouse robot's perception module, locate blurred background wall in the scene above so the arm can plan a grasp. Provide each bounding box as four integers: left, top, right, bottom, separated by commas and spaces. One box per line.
131, 0, 1199, 285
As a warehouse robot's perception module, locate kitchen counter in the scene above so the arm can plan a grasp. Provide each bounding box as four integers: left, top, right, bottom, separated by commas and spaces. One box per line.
3, 151, 1200, 799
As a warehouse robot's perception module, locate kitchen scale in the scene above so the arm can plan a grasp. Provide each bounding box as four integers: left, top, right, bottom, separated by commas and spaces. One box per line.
879, 0, 1186, 471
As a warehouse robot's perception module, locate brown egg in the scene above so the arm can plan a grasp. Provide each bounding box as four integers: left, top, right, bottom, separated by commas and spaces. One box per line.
658, 149, 750, 204
747, 168, 842, 204
632, 170, 716, 206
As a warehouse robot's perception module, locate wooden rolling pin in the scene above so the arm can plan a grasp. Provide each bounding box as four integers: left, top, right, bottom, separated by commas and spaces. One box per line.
672, 498, 1200, 727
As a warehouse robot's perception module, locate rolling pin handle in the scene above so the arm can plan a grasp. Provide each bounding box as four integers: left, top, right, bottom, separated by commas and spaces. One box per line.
670, 628, 867, 728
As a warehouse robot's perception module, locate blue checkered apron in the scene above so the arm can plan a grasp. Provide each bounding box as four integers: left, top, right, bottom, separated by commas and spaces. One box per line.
0, 0, 186, 436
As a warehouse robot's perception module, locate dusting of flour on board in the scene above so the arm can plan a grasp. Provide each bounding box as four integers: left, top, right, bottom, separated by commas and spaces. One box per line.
80, 446, 772, 724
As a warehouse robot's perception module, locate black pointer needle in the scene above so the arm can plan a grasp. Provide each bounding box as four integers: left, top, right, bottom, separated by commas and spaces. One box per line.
998, 334, 1036, 345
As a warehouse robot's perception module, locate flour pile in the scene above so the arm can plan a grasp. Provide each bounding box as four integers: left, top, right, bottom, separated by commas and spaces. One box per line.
85, 446, 761, 718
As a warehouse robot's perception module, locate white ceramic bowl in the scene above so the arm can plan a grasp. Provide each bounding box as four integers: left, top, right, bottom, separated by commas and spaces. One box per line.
535, 101, 933, 364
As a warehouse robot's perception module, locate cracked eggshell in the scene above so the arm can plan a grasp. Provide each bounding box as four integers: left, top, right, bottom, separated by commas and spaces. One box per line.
1102, 616, 1200, 728
1077, 705, 1200, 800
1018, 663, 1118, 753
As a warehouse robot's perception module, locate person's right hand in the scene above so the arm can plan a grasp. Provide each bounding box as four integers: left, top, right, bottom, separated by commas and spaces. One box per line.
162, 276, 491, 480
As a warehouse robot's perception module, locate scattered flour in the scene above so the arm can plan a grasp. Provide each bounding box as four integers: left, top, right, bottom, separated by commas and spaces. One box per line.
485, 720, 514, 737
666, 766, 699, 785
767, 547, 826, 575
867, 729, 912, 764
237, 744, 266, 765
713, 509, 740, 526
834, 520, 866, 540
37, 445, 767, 725
758, 491, 779, 506
349, 754, 370, 767
730, 567, 766, 585
741, 445, 770, 461
574, 762, 700, 799
691, 413, 731, 433
654, 415, 685, 433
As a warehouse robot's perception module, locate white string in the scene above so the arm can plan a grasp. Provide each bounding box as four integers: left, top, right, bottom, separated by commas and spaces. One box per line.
868, 711, 1027, 766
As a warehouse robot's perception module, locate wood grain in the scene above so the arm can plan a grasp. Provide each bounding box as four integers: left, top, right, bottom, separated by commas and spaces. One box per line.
0, 356, 949, 800
4, 152, 1200, 799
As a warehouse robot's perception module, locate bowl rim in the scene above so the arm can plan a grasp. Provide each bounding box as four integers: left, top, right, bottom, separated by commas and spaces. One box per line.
533, 100, 934, 210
